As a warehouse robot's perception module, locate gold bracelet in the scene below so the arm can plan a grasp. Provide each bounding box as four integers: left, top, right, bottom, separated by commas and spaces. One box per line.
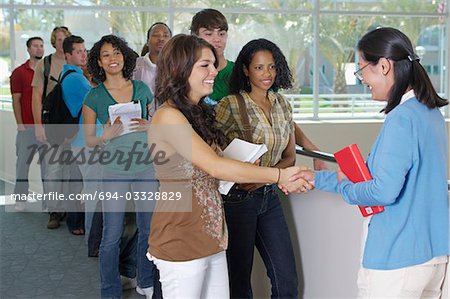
276, 168, 281, 184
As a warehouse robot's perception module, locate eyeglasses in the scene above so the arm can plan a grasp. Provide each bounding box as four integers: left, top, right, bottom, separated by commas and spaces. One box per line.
353, 62, 371, 81
53, 26, 68, 32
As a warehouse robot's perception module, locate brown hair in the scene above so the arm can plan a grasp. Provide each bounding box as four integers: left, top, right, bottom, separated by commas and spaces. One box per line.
155, 34, 226, 147
50, 26, 71, 47
190, 8, 228, 35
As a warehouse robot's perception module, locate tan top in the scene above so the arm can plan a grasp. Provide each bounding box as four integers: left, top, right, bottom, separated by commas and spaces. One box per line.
31, 54, 66, 96
149, 153, 227, 261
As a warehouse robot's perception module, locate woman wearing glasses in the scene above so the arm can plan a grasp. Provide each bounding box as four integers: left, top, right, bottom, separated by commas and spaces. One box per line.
291, 27, 449, 298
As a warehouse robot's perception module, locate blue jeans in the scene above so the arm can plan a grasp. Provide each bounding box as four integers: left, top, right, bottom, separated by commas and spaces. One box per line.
14, 128, 46, 197
99, 169, 158, 298
72, 146, 102, 242
41, 142, 84, 231
222, 184, 298, 299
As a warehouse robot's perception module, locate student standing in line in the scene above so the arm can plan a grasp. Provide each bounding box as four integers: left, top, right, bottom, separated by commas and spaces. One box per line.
215, 38, 306, 298
190, 8, 234, 105
59, 35, 91, 235
289, 27, 449, 298
32, 26, 71, 144
146, 34, 310, 299
10, 37, 45, 212
133, 22, 172, 95
83, 34, 157, 299
31, 26, 72, 228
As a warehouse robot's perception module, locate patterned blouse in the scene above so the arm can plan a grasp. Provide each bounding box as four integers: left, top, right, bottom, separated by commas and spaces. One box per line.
215, 90, 294, 167
149, 151, 228, 261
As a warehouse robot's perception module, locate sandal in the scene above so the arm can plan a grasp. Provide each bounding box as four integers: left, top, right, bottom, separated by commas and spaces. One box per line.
70, 228, 85, 236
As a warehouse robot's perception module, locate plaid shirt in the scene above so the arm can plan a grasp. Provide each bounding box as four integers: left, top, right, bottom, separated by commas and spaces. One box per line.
215, 91, 294, 167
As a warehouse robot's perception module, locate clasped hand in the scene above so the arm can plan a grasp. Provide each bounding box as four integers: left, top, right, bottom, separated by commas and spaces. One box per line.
277, 166, 316, 195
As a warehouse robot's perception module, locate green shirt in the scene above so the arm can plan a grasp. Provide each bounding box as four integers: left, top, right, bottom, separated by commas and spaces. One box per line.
209, 60, 234, 102
83, 80, 153, 174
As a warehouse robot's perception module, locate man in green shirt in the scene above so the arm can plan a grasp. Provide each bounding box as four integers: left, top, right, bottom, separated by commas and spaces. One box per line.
192, 8, 327, 170
190, 8, 234, 104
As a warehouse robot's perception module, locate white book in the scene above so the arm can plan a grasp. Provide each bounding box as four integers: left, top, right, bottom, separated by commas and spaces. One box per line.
219, 138, 268, 195
108, 101, 142, 136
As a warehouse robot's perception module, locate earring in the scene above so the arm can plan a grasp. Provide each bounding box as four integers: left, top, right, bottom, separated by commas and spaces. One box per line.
99, 67, 104, 76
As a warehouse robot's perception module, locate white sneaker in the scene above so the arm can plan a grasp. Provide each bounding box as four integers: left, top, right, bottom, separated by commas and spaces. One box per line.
136, 286, 154, 298
121, 275, 137, 290
14, 202, 26, 212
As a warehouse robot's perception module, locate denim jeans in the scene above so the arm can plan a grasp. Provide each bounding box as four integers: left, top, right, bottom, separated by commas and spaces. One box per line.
72, 146, 102, 242
99, 168, 158, 298
14, 128, 46, 198
42, 143, 83, 213
222, 184, 298, 299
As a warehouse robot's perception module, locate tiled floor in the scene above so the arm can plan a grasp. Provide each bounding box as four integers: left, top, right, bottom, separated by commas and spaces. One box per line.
0, 180, 144, 299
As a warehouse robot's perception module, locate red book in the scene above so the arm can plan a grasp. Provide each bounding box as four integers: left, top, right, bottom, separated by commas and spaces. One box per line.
334, 144, 384, 217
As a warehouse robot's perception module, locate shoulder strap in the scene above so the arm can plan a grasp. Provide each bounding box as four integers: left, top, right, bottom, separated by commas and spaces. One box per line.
235, 93, 253, 143
60, 69, 82, 118
42, 54, 51, 98
59, 69, 77, 83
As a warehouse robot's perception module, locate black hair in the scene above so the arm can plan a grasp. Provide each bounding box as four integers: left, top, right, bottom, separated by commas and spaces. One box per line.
146, 22, 172, 41
26, 37, 43, 48
62, 35, 84, 54
141, 44, 149, 56
357, 27, 447, 113
229, 38, 293, 94
155, 34, 227, 147
87, 35, 138, 83
190, 8, 228, 35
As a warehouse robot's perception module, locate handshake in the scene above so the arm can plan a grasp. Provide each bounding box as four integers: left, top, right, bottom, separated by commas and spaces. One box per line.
277, 166, 316, 195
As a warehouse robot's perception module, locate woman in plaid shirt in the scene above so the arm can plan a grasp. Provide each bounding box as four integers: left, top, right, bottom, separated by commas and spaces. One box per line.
216, 38, 311, 298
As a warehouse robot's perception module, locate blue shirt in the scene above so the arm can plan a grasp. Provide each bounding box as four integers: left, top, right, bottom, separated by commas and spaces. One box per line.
60, 64, 92, 147
315, 97, 449, 270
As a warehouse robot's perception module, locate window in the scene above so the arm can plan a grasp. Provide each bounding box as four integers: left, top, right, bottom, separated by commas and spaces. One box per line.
1, 0, 448, 118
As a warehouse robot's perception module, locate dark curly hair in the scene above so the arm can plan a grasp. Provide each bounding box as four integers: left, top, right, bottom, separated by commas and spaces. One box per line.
155, 34, 227, 147
357, 27, 447, 114
230, 38, 293, 94
87, 35, 138, 83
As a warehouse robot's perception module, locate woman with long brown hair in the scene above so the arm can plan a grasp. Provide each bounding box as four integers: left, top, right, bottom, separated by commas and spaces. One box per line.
147, 34, 307, 298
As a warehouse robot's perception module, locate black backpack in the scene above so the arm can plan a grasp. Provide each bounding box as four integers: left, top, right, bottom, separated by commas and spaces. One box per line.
42, 55, 51, 101
42, 69, 81, 145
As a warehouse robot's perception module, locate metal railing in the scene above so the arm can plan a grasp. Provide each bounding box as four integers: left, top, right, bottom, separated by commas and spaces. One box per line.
295, 146, 450, 190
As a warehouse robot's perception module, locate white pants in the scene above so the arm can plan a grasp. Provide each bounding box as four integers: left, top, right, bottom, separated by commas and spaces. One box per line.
357, 258, 448, 299
147, 251, 229, 299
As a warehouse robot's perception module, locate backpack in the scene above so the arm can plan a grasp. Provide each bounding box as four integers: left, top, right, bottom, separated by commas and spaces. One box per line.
41, 69, 81, 145
42, 54, 51, 100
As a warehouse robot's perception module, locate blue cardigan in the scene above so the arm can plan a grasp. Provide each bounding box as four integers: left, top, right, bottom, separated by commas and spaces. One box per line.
316, 97, 449, 270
